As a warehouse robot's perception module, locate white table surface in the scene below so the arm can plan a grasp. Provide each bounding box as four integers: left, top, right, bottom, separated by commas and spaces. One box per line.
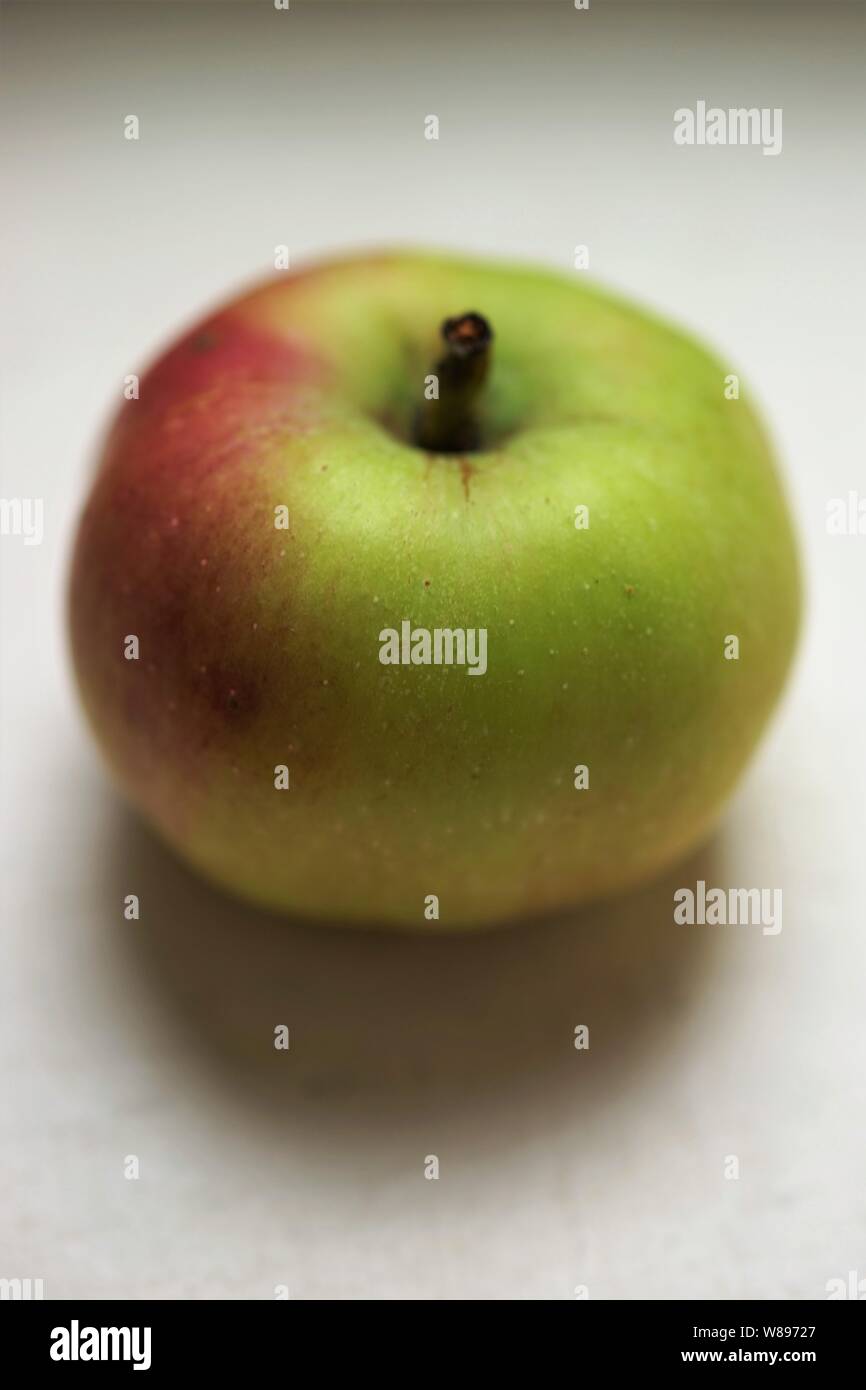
1, 0, 864, 1300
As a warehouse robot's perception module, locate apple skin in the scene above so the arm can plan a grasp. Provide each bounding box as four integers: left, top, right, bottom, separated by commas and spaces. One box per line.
69, 251, 801, 929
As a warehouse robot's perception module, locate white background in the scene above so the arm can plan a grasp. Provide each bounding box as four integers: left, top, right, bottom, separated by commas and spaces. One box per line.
1, 0, 864, 1299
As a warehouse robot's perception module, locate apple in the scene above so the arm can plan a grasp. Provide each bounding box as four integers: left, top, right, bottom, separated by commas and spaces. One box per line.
69, 251, 800, 928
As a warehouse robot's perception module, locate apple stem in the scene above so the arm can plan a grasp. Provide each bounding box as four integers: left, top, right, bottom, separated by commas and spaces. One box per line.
414, 312, 493, 453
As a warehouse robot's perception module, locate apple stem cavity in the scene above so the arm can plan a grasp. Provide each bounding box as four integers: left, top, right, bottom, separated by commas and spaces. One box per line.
414, 312, 493, 454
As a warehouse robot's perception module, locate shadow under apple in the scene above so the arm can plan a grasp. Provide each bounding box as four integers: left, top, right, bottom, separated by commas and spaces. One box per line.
94, 795, 728, 1148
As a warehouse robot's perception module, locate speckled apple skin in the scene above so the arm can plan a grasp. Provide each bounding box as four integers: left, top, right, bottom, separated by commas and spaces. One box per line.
69, 252, 801, 928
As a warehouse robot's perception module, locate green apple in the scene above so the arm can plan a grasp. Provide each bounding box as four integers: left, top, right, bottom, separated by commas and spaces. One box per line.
69, 251, 800, 928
